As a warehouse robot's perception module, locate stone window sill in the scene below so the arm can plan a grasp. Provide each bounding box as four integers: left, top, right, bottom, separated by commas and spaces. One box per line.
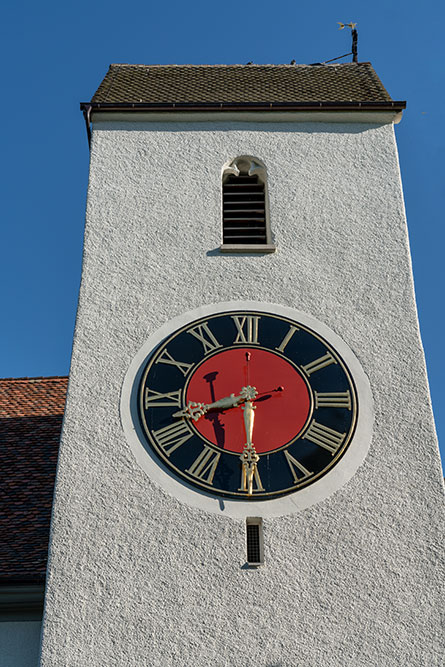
219, 244, 276, 254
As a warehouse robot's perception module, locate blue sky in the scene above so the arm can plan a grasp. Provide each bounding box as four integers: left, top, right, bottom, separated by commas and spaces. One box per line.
1, 0, 444, 468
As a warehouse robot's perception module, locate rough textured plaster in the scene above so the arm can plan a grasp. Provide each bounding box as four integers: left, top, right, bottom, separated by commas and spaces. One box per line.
40, 121, 444, 666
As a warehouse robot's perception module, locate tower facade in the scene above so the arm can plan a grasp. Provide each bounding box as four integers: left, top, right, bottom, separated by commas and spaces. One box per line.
40, 64, 443, 665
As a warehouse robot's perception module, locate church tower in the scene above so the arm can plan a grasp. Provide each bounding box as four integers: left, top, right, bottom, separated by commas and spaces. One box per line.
40, 63, 443, 665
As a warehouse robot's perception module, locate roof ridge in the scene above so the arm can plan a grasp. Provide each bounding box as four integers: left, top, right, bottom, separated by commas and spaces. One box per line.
108, 62, 372, 68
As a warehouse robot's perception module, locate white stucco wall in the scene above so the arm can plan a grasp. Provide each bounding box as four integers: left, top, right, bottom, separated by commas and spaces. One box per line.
40, 119, 444, 666
0, 622, 41, 667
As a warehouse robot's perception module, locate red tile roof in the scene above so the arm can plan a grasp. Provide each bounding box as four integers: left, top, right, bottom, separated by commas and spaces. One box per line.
0, 377, 67, 583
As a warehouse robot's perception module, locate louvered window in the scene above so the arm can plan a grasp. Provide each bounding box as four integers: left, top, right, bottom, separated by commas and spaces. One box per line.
246, 517, 264, 566
221, 157, 275, 253
223, 173, 266, 244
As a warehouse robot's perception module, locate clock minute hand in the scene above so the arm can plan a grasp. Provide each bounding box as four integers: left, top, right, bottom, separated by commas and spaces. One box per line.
173, 385, 258, 422
240, 398, 259, 496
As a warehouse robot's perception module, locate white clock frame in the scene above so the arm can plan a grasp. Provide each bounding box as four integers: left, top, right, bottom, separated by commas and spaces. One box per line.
120, 301, 373, 518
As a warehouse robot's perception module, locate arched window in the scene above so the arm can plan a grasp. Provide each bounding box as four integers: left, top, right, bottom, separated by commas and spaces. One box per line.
221, 157, 275, 253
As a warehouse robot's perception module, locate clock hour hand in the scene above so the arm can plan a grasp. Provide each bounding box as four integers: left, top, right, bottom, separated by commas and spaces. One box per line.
173, 385, 258, 422
173, 395, 239, 422
242, 398, 255, 447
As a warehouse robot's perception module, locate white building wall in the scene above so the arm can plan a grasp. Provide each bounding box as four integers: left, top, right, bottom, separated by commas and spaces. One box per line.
40, 119, 444, 666
0, 622, 41, 667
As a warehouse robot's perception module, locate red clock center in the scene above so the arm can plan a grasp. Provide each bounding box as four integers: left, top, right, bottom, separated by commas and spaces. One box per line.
185, 348, 312, 454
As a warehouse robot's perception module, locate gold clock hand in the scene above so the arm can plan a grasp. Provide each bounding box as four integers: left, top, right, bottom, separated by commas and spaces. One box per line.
239, 351, 260, 495
173, 386, 258, 422
173, 401, 208, 422
240, 398, 260, 496
242, 399, 255, 447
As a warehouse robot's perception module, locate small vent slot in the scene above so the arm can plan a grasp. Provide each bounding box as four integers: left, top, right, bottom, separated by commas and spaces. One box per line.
246, 518, 264, 566
223, 174, 267, 245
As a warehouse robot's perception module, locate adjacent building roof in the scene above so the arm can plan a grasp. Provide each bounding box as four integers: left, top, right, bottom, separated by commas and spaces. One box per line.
91, 62, 392, 104
0, 377, 67, 584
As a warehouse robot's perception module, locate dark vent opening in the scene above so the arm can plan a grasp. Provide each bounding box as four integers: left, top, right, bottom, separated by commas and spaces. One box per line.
246, 522, 262, 564
223, 174, 266, 245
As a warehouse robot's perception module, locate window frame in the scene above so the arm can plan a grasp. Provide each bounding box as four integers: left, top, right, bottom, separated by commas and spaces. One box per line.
220, 156, 275, 253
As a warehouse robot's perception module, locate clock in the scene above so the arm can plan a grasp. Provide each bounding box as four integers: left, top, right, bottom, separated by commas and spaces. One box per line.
122, 303, 372, 508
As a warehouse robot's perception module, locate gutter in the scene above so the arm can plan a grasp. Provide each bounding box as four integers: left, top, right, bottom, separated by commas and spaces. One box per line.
80, 100, 407, 147
82, 104, 92, 148
0, 583, 45, 621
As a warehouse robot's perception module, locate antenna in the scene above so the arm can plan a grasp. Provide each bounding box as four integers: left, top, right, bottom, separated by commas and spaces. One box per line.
338, 22, 358, 63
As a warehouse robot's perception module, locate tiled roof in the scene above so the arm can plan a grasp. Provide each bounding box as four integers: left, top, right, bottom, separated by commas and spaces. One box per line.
91, 62, 393, 104
0, 377, 67, 584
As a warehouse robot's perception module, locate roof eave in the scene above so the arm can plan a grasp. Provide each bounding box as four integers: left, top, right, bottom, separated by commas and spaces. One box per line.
80, 100, 406, 148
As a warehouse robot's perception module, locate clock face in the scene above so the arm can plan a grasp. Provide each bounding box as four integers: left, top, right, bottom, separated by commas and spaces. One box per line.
138, 310, 358, 500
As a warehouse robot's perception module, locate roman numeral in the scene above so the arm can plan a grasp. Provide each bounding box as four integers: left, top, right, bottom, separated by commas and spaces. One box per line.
186, 321, 222, 355
275, 325, 299, 353
314, 391, 351, 410
301, 352, 336, 376
155, 348, 193, 377
231, 315, 260, 344
152, 421, 193, 456
303, 420, 346, 454
284, 451, 314, 484
186, 447, 221, 485
144, 388, 182, 409
238, 464, 265, 493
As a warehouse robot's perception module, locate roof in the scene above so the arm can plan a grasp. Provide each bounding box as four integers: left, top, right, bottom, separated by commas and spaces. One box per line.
0, 377, 67, 584
88, 62, 400, 107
